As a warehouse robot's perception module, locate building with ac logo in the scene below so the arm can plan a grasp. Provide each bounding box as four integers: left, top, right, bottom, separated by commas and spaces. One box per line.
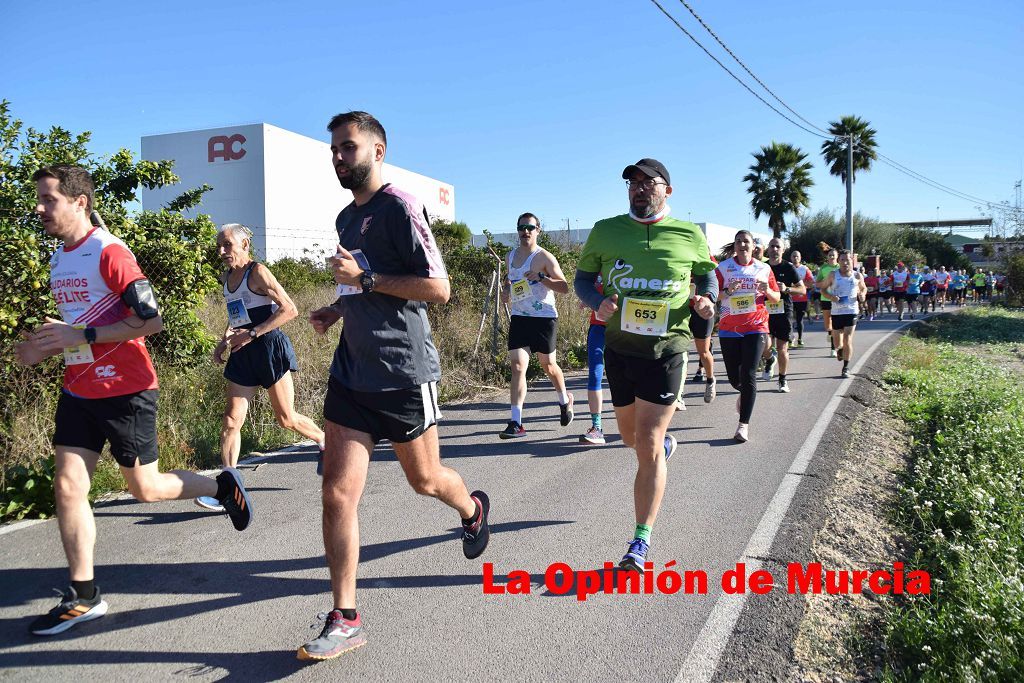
140, 123, 455, 262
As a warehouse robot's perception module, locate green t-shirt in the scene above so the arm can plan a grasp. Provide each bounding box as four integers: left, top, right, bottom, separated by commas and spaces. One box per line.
577, 215, 716, 359
973, 273, 987, 287
817, 263, 838, 285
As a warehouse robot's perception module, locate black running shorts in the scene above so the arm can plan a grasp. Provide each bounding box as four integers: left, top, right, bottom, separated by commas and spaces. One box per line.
767, 313, 793, 343
507, 315, 557, 354
604, 346, 685, 407
53, 389, 160, 467
687, 304, 715, 340
821, 300, 833, 311
323, 374, 440, 444
831, 314, 857, 330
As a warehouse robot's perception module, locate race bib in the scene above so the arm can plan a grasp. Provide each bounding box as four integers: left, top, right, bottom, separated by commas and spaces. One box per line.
63, 324, 94, 366
226, 298, 252, 328
766, 298, 784, 315
730, 292, 756, 315
335, 249, 372, 297
866, 286, 876, 293
621, 297, 669, 336
510, 279, 533, 304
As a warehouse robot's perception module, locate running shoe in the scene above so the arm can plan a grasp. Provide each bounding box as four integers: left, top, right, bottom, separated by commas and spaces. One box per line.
796, 339, 804, 348
579, 426, 606, 445
675, 399, 686, 411
559, 394, 575, 427
763, 354, 775, 380
898, 313, 904, 321
692, 369, 704, 383
779, 378, 790, 393
704, 378, 717, 404
842, 367, 850, 379
194, 496, 225, 513
297, 610, 367, 661
619, 537, 650, 572
462, 490, 490, 559
664, 434, 677, 462
734, 423, 749, 443
829, 349, 837, 358
29, 586, 108, 636
217, 467, 253, 531
498, 421, 526, 439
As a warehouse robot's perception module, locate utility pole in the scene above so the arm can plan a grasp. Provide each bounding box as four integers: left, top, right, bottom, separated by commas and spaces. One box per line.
845, 133, 854, 252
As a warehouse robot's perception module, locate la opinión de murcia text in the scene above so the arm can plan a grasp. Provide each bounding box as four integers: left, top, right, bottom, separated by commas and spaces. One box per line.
482, 562, 931, 602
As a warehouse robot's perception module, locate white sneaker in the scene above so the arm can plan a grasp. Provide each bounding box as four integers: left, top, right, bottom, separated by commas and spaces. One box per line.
829, 349, 837, 358
194, 496, 225, 513
675, 399, 686, 411
663, 434, 678, 461
761, 370, 771, 381
703, 378, 717, 404
779, 379, 790, 393
734, 423, 749, 443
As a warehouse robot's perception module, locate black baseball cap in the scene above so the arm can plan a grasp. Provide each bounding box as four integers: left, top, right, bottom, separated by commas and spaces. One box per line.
622, 158, 670, 185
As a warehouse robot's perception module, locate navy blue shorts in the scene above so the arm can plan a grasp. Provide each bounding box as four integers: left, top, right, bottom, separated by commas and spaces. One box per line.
224, 330, 298, 389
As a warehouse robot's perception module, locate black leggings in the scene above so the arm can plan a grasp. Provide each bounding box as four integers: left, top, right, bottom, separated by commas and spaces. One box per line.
720, 334, 766, 424
792, 302, 808, 340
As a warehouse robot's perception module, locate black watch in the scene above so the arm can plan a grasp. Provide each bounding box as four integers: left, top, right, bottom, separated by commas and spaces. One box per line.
84, 327, 97, 344
359, 270, 376, 294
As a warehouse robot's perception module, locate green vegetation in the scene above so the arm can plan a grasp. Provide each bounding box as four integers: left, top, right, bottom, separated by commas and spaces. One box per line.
881, 308, 1024, 680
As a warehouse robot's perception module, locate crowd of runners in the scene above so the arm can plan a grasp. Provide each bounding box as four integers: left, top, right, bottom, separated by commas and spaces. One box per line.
13, 110, 1005, 662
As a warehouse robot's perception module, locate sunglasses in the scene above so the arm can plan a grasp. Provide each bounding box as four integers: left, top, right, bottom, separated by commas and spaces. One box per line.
516, 224, 539, 232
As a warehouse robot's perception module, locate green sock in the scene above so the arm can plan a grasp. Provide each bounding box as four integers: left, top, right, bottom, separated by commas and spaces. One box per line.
634, 524, 652, 543
591, 413, 602, 429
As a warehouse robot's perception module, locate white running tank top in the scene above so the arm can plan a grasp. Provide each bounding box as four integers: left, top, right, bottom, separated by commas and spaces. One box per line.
507, 249, 557, 318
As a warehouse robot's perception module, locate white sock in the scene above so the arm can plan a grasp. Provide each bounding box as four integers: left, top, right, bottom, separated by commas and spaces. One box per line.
557, 391, 569, 406
511, 406, 523, 424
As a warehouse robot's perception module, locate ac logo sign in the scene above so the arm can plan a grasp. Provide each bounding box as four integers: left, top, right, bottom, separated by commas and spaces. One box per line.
208, 134, 247, 162
439, 187, 450, 206
95, 365, 117, 379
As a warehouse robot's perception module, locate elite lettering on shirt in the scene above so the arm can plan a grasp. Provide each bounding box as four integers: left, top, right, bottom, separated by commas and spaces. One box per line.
52, 279, 92, 305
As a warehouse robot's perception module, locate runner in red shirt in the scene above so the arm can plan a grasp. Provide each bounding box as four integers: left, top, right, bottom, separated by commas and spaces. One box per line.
715, 230, 780, 442
16, 165, 253, 637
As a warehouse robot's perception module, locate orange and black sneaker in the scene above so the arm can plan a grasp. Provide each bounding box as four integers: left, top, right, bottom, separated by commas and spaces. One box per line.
217, 467, 253, 531
30, 586, 108, 636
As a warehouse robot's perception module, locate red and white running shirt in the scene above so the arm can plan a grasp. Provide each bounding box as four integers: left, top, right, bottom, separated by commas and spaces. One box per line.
892, 269, 909, 292
791, 264, 813, 303
715, 257, 778, 336
49, 227, 158, 398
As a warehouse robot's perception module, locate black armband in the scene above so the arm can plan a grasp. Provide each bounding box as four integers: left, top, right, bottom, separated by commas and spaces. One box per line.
122, 279, 160, 320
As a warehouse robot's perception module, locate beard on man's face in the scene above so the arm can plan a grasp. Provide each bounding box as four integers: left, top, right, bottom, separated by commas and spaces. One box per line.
630, 194, 664, 218
337, 159, 373, 191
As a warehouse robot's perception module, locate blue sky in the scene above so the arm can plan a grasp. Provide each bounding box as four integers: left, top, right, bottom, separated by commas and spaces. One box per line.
3, 0, 1021, 235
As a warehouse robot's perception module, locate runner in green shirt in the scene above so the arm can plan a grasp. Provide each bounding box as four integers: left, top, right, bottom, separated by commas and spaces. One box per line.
574, 158, 718, 571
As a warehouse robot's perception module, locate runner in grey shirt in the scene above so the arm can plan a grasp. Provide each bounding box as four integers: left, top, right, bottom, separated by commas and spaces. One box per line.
300, 111, 490, 663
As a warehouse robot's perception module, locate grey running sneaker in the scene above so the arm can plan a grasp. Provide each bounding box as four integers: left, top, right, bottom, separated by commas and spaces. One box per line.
30, 586, 108, 636
704, 378, 717, 404
779, 378, 790, 393
194, 496, 225, 513
580, 426, 606, 445
842, 367, 850, 379
297, 610, 366, 661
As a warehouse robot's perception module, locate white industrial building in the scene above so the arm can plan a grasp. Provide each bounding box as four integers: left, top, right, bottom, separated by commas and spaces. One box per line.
140, 123, 455, 262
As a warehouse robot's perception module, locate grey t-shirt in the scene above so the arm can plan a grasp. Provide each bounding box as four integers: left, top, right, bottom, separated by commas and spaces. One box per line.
329, 184, 447, 392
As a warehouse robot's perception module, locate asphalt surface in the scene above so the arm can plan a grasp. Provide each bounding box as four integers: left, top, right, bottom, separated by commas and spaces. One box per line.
0, 314, 916, 682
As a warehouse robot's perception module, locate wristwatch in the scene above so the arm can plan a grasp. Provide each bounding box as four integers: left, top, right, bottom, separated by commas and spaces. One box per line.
248, 329, 258, 340
359, 270, 376, 294
537, 272, 548, 281
84, 327, 97, 344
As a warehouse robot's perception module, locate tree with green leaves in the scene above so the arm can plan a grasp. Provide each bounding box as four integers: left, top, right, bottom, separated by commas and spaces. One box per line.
742, 141, 814, 237
820, 115, 878, 184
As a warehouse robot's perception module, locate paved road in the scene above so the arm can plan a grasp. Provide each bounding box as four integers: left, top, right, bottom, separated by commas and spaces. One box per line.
0, 315, 913, 681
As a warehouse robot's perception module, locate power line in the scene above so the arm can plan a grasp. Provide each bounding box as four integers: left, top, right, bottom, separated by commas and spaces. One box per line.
647, 0, 831, 140
675, 0, 833, 137
650, 1, 1021, 219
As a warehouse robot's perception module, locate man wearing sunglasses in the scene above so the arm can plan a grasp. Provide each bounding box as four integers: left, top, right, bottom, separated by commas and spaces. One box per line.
498, 213, 574, 438
574, 158, 718, 571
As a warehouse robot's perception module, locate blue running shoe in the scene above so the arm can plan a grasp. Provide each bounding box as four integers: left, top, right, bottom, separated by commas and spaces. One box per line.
619, 537, 650, 572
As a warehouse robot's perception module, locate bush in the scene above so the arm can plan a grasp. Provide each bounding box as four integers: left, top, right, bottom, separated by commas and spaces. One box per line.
880, 312, 1024, 679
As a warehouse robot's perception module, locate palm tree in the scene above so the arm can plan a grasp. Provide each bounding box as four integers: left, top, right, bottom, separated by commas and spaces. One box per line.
820, 115, 878, 184
743, 141, 814, 237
